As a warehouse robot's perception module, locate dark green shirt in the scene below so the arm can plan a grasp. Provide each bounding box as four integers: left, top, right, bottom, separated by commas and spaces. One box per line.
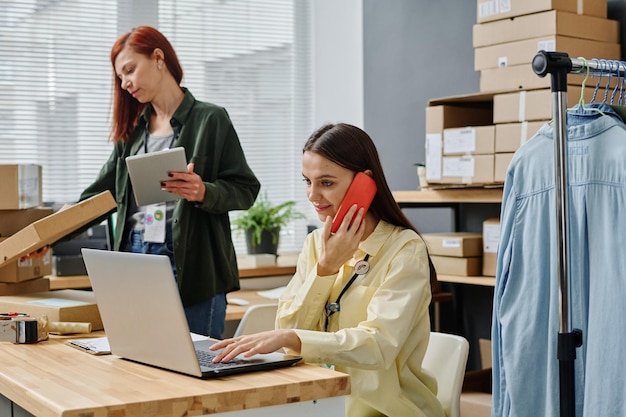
80, 89, 260, 306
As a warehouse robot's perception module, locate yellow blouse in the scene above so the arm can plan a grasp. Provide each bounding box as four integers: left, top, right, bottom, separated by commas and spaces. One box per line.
277, 220, 445, 417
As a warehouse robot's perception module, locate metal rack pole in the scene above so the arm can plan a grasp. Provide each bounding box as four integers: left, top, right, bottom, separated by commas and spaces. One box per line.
532, 50, 583, 417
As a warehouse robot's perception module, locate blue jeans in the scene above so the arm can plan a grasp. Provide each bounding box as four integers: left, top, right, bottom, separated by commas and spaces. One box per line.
123, 227, 226, 339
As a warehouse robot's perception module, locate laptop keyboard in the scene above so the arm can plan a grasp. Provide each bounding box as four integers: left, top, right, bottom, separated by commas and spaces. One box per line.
195, 349, 261, 368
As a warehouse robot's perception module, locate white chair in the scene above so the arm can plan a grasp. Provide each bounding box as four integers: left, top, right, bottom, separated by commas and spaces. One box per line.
422, 332, 470, 417
233, 303, 279, 337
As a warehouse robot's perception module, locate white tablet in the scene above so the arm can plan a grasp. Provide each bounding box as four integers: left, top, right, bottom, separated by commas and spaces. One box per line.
126, 147, 188, 206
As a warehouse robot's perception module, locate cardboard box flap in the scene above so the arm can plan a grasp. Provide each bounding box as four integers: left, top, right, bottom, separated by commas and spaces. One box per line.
0, 191, 116, 267
428, 91, 495, 107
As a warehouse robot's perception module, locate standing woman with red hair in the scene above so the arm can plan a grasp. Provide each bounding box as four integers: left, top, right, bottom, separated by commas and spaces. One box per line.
79, 26, 260, 338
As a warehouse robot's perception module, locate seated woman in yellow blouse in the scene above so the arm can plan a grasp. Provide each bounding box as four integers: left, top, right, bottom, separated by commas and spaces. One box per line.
211, 123, 444, 417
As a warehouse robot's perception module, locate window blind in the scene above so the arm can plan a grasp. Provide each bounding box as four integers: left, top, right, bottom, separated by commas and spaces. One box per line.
0, 0, 313, 254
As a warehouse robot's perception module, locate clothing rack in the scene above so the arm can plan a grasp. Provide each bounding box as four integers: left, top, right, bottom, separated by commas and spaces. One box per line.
531, 50, 625, 417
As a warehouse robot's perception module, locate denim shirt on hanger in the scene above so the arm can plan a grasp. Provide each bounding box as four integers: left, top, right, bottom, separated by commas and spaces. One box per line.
492, 105, 626, 417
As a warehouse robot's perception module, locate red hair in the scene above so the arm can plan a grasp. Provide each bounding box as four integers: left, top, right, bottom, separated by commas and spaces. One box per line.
109, 26, 184, 142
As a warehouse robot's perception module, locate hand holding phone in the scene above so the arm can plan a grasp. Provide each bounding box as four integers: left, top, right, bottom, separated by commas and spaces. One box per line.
331, 172, 377, 233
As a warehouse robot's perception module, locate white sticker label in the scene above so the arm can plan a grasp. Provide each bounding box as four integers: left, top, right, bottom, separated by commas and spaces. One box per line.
425, 133, 442, 180
442, 238, 462, 248
443, 156, 475, 178
499, 0, 511, 13
498, 56, 508, 68
537, 40, 555, 52
443, 128, 476, 154
483, 223, 501, 253
478, 0, 498, 17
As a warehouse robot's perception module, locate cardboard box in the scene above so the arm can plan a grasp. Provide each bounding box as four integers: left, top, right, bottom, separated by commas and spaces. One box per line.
0, 278, 50, 296
0, 207, 54, 238
474, 36, 621, 71
0, 289, 102, 330
473, 10, 619, 48
482, 217, 500, 276
0, 192, 116, 268
431, 255, 482, 276
443, 126, 495, 155
479, 63, 592, 93
477, 0, 607, 24
423, 233, 483, 257
493, 87, 599, 123
0, 245, 52, 282
494, 153, 515, 183
426, 104, 493, 134
437, 154, 495, 185
495, 121, 547, 152
0, 165, 42, 210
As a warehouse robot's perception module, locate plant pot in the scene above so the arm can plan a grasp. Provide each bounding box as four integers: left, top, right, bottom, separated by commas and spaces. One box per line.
245, 228, 280, 255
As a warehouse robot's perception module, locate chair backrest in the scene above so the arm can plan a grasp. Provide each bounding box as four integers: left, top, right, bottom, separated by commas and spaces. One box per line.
233, 303, 279, 337
422, 332, 470, 417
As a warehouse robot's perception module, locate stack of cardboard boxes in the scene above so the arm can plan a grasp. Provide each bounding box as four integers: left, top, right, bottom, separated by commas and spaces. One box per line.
476, 0, 620, 183
422, 233, 483, 277
0, 164, 53, 295
425, 0, 621, 188
0, 167, 117, 330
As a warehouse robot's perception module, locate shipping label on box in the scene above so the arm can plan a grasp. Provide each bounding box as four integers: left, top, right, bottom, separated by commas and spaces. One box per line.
436, 154, 495, 185
443, 126, 495, 155
425, 133, 443, 181
423, 233, 483, 257
477, 0, 607, 24
482, 217, 500, 276
0, 165, 42, 210
473, 10, 619, 48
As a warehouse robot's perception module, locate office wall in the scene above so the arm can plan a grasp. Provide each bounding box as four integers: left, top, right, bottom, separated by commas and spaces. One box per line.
312, 0, 364, 128
362, 0, 484, 234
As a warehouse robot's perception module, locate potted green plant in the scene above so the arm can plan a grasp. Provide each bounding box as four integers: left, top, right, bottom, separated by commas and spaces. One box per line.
232, 193, 305, 255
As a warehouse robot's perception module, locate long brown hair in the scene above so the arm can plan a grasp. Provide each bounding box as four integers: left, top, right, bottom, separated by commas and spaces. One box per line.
109, 26, 183, 142
303, 123, 439, 289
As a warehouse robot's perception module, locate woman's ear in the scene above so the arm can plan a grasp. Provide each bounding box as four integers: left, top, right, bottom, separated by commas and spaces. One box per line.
152, 48, 165, 65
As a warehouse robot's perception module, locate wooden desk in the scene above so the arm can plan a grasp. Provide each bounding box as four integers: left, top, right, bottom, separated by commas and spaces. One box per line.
226, 289, 278, 321
47, 266, 296, 290
0, 335, 349, 417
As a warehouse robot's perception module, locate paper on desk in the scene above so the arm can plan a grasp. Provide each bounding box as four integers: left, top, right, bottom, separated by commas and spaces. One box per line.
68, 333, 207, 355
67, 336, 111, 355
257, 286, 286, 300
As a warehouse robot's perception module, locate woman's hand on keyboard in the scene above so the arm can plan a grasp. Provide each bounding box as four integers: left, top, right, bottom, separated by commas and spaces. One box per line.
210, 329, 301, 363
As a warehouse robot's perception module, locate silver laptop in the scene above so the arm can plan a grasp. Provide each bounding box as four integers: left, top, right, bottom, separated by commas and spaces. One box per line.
81, 248, 301, 378
125, 147, 188, 206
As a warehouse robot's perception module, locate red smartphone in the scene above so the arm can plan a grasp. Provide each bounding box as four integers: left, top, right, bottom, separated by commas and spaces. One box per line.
331, 172, 377, 233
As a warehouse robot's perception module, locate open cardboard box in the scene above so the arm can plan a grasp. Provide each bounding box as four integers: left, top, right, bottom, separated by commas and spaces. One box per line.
0, 191, 116, 268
